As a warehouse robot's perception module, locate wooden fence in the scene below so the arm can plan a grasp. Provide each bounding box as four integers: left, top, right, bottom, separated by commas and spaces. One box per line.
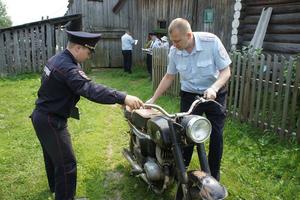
152, 48, 180, 96
152, 49, 300, 142
0, 15, 81, 76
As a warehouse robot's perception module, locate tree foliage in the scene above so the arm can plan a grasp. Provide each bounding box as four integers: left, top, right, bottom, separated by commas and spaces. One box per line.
0, 0, 12, 28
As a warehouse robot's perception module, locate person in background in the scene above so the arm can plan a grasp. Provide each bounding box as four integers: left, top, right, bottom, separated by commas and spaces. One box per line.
160, 36, 170, 49
121, 31, 136, 74
31, 21, 143, 200
146, 18, 231, 181
146, 33, 161, 79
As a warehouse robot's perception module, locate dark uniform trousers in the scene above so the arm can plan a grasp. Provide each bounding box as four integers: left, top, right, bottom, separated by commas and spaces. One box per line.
146, 54, 152, 77
180, 88, 227, 181
122, 50, 132, 73
31, 109, 76, 200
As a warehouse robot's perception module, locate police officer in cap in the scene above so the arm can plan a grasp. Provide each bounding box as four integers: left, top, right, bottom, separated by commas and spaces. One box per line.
30, 20, 143, 200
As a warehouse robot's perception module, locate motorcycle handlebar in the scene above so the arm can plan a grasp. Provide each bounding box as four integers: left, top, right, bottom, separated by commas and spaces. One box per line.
144, 97, 224, 118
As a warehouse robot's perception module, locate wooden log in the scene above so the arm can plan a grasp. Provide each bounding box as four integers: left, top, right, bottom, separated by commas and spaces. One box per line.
246, 3, 300, 15
247, 0, 300, 6
243, 41, 300, 54
244, 13, 300, 25
262, 42, 300, 54
232, 28, 238, 35
242, 24, 300, 34
231, 45, 237, 51
243, 34, 300, 43
234, 2, 242, 11
231, 35, 238, 45
232, 19, 240, 29
281, 57, 294, 137
234, 11, 241, 19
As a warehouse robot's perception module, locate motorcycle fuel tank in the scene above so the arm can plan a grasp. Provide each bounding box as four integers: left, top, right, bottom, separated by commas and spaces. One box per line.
147, 116, 171, 147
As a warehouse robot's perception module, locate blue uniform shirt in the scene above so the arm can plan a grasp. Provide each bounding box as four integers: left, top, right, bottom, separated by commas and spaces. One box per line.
167, 32, 232, 94
121, 33, 135, 50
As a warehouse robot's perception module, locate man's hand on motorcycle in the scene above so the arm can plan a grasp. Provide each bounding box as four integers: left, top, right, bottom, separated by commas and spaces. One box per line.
204, 87, 217, 100
124, 95, 144, 110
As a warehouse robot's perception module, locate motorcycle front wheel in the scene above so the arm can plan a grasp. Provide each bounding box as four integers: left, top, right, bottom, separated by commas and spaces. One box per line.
175, 183, 193, 200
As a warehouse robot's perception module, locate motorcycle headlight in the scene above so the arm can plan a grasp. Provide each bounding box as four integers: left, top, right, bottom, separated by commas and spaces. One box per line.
186, 116, 211, 143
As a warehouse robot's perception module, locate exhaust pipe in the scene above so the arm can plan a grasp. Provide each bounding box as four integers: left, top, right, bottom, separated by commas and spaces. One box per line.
122, 148, 143, 174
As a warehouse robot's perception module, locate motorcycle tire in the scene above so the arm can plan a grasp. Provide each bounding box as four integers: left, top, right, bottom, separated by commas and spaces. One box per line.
175, 183, 193, 200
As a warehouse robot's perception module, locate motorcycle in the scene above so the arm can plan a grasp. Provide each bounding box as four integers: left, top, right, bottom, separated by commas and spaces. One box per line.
123, 97, 228, 200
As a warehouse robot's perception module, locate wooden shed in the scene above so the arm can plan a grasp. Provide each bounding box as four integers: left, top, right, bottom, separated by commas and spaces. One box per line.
66, 0, 235, 68
0, 14, 82, 76
238, 0, 300, 55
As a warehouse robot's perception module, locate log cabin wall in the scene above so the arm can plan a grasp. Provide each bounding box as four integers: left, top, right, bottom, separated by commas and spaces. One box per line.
240, 0, 300, 55
66, 0, 234, 68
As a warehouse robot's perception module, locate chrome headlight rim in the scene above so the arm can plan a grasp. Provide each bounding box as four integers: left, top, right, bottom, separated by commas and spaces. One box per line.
186, 116, 211, 143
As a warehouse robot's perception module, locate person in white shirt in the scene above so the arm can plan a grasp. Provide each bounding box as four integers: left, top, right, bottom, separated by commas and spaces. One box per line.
121, 31, 136, 73
160, 36, 170, 49
146, 33, 161, 79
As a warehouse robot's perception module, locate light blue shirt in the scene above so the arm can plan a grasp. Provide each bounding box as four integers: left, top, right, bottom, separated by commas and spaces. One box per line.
121, 33, 135, 50
151, 38, 161, 49
167, 32, 232, 94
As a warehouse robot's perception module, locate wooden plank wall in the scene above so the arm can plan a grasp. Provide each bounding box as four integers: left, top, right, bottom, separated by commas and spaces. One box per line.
152, 48, 180, 96
130, 0, 234, 66
67, 0, 128, 68
66, 0, 234, 68
193, 0, 235, 50
0, 24, 56, 76
240, 0, 300, 55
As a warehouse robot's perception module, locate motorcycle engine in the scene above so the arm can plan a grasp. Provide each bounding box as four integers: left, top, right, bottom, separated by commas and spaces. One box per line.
144, 158, 164, 181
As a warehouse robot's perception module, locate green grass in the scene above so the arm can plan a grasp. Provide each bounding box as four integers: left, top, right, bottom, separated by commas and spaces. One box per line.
0, 67, 299, 200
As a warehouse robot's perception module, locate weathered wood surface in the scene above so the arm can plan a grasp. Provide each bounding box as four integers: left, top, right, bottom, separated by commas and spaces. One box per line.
0, 15, 81, 76
246, 0, 300, 6
152, 48, 180, 96
244, 13, 300, 24
67, 0, 234, 68
246, 4, 300, 15
239, 1, 300, 55
243, 34, 300, 43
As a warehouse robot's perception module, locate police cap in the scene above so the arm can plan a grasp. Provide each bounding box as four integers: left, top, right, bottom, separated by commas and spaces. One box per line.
66, 30, 102, 51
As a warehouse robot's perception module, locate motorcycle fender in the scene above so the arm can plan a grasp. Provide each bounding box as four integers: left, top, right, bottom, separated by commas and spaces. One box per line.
188, 170, 228, 200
